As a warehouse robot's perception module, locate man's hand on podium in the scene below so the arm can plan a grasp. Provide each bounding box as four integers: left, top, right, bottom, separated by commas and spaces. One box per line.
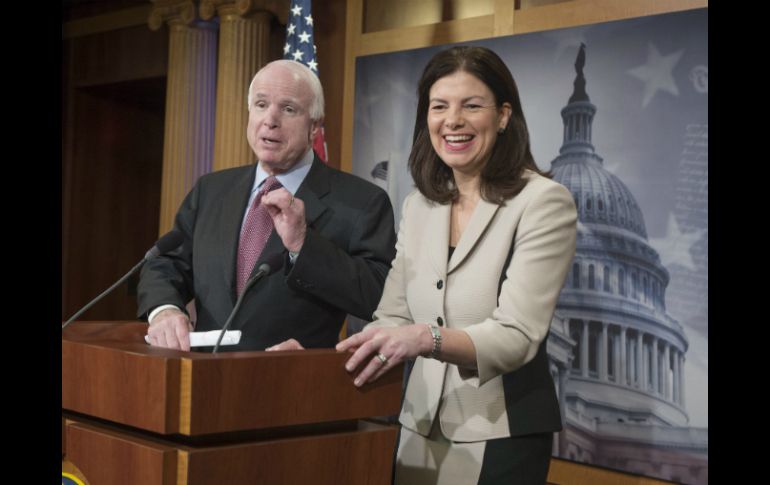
147, 308, 193, 351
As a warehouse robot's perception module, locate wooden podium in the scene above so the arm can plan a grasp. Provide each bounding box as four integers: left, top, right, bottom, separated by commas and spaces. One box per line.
62, 322, 403, 485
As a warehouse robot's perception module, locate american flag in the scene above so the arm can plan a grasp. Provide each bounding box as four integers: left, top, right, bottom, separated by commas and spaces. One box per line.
283, 0, 327, 162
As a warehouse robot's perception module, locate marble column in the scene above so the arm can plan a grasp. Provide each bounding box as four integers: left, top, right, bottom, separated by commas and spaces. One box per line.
200, 0, 275, 170
150, 0, 218, 234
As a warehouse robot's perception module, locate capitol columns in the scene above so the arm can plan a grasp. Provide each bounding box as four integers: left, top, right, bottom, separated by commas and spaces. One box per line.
636, 333, 644, 389
580, 321, 589, 378
612, 326, 621, 384
149, 0, 218, 234
663, 342, 672, 400
619, 326, 627, 386
651, 337, 659, 394
200, 0, 287, 170
599, 323, 608, 381
672, 348, 680, 403
678, 353, 686, 407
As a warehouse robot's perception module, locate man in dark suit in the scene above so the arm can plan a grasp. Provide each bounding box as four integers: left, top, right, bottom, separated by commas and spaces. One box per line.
138, 60, 396, 352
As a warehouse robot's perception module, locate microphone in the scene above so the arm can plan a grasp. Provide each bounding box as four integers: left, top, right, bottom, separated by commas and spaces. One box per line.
144, 230, 185, 260
212, 252, 285, 353
61, 230, 184, 330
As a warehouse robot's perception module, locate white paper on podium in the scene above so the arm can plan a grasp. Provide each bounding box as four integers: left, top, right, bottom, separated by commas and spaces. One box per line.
144, 330, 242, 347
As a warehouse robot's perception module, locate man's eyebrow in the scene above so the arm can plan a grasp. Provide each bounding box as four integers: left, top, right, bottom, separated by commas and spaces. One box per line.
253, 93, 300, 105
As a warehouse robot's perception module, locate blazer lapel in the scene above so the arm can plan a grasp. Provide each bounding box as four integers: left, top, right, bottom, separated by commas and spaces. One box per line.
448, 199, 500, 274
223, 165, 258, 303
427, 201, 451, 279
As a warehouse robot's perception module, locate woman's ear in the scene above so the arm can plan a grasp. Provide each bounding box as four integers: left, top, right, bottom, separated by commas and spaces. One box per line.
499, 102, 513, 131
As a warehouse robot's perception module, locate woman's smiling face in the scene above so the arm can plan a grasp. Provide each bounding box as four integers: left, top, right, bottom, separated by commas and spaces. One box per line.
427, 70, 511, 177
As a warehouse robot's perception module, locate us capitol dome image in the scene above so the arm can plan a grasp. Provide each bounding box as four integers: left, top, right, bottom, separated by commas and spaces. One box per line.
545, 44, 707, 485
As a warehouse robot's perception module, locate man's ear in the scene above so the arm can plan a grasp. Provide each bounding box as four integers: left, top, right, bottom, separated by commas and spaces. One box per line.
309, 117, 323, 141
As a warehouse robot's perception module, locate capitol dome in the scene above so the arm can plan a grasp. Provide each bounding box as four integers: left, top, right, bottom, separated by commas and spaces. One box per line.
545, 46, 690, 465
553, 156, 648, 240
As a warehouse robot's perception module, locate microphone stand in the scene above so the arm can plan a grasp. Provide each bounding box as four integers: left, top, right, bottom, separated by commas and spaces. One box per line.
61, 260, 145, 330
212, 252, 284, 353
62, 230, 183, 330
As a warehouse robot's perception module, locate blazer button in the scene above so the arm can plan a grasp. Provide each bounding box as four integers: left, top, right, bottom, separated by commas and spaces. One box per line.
436, 280, 443, 290
437, 317, 444, 326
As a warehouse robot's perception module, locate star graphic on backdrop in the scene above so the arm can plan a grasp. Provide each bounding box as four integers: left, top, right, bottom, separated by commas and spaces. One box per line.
298, 31, 311, 43
627, 43, 684, 108
305, 14, 314, 26
287, 23, 296, 35
283, 43, 291, 55
292, 49, 304, 61
291, 4, 302, 16
543, 27, 590, 62
307, 59, 318, 71
649, 213, 704, 271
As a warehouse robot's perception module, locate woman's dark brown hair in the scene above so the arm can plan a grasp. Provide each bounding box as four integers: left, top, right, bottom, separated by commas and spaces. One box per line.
409, 45, 549, 204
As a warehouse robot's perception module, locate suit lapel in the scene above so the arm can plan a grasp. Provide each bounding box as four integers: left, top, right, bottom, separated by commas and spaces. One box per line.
294, 156, 330, 226
246, 156, 330, 283
448, 199, 500, 274
223, 165, 258, 303
427, 201, 451, 279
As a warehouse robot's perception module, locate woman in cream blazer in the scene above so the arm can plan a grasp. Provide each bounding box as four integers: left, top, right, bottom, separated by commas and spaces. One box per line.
337, 46, 577, 484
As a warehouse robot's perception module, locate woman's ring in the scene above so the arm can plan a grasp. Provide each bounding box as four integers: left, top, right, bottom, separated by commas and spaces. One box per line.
376, 353, 388, 365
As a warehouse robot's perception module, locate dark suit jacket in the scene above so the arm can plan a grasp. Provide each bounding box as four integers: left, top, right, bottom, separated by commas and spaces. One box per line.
137, 156, 397, 351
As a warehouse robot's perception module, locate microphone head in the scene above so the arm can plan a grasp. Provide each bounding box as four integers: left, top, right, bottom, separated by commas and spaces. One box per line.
145, 230, 184, 260
256, 252, 285, 276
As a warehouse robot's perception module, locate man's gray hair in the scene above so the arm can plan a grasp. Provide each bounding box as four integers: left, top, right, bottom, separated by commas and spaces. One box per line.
246, 60, 325, 121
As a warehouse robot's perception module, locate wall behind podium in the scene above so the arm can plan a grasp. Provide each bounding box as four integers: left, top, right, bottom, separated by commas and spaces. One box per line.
62, 5, 167, 321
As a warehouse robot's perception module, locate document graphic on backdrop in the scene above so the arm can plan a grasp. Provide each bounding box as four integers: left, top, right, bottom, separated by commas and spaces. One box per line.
352, 8, 707, 485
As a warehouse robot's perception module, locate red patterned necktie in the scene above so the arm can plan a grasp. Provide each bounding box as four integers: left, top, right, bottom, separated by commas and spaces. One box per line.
236, 176, 282, 295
